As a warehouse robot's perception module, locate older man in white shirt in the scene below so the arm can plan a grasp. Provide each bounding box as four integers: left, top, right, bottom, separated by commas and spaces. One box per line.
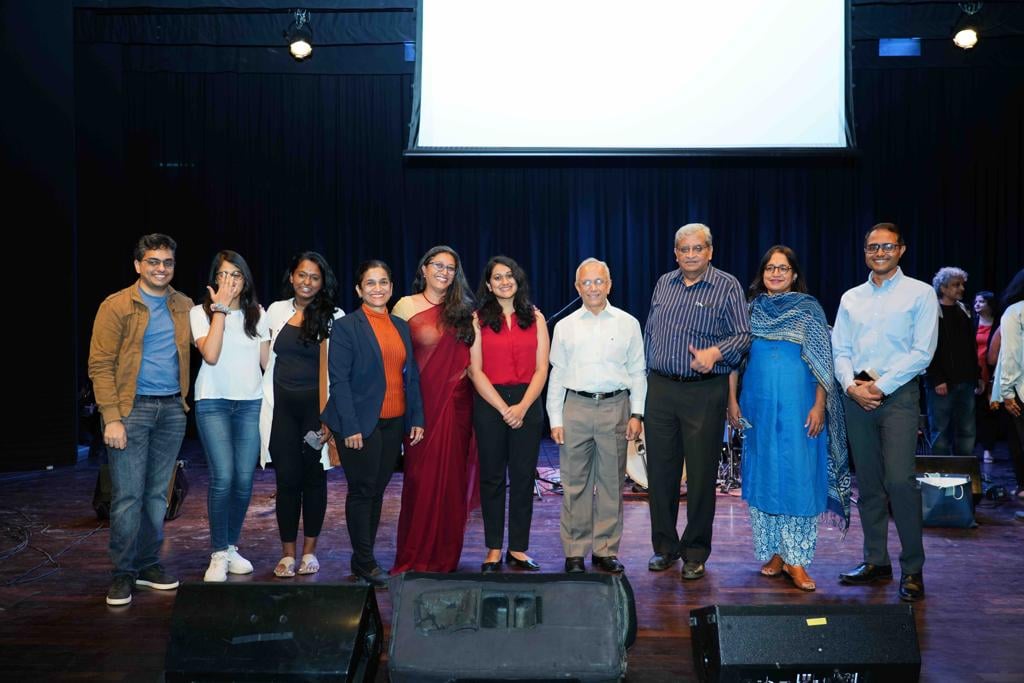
548, 258, 647, 573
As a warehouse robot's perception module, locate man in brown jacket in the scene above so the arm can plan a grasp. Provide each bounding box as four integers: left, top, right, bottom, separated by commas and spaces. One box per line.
89, 233, 193, 606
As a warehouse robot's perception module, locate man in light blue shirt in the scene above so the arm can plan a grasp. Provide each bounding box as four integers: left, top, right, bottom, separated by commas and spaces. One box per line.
832, 222, 938, 602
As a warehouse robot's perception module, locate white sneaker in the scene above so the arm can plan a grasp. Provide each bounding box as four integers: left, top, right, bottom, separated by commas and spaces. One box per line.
227, 545, 254, 575
204, 551, 229, 582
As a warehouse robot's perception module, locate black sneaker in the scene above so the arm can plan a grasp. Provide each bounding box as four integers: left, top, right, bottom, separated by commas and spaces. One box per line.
106, 575, 134, 606
135, 565, 180, 591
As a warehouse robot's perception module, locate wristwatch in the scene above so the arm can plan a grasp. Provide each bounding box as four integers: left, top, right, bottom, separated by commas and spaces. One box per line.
211, 303, 231, 315
630, 413, 644, 421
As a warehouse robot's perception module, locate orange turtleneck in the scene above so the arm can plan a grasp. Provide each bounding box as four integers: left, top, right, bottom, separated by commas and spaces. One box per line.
362, 304, 407, 419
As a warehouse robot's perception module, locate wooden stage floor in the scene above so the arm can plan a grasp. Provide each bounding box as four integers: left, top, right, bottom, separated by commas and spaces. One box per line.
1, 439, 1023, 682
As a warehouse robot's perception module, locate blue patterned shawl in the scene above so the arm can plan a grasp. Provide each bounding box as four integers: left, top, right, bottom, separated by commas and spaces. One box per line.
749, 292, 851, 531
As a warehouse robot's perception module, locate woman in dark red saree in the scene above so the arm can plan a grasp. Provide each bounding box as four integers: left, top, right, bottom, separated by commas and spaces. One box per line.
391, 246, 478, 573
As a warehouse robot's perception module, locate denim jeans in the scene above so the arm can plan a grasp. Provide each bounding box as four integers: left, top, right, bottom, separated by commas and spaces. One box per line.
195, 398, 261, 550
926, 380, 977, 455
108, 395, 186, 577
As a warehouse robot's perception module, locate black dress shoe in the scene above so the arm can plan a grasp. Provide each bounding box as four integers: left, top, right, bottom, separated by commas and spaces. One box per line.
647, 552, 680, 572
898, 573, 925, 602
682, 560, 706, 580
564, 557, 586, 573
505, 551, 541, 571
591, 555, 625, 573
838, 562, 893, 585
481, 561, 500, 573
353, 565, 389, 588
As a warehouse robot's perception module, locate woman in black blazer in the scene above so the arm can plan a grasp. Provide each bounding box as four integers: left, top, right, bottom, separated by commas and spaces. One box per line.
323, 260, 425, 587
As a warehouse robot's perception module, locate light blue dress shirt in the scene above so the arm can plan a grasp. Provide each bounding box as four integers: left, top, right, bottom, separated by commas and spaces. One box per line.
994, 301, 1024, 402
832, 267, 939, 396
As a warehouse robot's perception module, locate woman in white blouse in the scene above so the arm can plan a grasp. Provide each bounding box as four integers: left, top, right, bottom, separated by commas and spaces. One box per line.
190, 250, 270, 582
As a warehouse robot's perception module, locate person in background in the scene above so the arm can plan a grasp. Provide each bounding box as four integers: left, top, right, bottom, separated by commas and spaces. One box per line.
973, 290, 999, 463
924, 267, 979, 456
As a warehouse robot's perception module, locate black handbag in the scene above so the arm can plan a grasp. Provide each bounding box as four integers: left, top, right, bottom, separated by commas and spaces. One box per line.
93, 459, 188, 521
165, 460, 189, 521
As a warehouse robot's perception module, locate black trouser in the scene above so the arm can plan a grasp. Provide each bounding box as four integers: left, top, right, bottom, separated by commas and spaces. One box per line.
270, 383, 327, 543
643, 372, 728, 564
340, 416, 404, 571
843, 379, 924, 573
1007, 390, 1024, 488
474, 384, 543, 552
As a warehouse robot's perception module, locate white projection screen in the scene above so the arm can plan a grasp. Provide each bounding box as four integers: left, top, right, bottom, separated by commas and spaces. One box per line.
407, 0, 851, 155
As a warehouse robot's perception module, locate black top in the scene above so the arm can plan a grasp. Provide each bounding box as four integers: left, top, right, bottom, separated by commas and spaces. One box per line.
274, 323, 319, 390
927, 303, 979, 386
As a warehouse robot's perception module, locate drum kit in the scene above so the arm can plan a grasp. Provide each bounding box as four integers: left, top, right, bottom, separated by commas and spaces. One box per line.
625, 422, 745, 496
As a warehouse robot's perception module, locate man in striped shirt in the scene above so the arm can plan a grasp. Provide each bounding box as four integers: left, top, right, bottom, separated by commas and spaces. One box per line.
643, 223, 751, 581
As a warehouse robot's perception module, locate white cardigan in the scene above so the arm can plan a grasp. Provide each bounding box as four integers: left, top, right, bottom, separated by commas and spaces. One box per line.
258, 298, 344, 469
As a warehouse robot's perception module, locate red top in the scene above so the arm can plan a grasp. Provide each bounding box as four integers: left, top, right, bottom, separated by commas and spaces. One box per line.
480, 314, 538, 385
976, 322, 992, 385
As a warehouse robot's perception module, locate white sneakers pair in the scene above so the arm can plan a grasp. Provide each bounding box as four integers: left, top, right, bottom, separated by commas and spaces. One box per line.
204, 545, 254, 582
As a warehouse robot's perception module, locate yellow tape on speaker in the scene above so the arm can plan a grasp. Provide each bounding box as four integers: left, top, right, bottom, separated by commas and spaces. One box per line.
805, 617, 828, 626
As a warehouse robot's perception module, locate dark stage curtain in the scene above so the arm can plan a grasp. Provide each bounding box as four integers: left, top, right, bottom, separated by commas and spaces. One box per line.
75, 14, 1024, 390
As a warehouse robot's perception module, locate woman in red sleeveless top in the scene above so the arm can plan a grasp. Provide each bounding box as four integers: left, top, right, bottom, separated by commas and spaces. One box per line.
391, 246, 479, 573
469, 256, 550, 572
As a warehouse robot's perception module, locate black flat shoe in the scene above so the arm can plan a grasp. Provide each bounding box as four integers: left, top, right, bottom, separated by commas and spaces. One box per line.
838, 562, 893, 585
898, 573, 925, 602
647, 552, 680, 572
564, 557, 585, 573
591, 555, 625, 573
481, 561, 500, 574
505, 551, 540, 571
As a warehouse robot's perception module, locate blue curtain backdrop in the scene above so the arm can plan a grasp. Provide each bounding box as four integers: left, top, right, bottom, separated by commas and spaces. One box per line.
75, 9, 1024, 383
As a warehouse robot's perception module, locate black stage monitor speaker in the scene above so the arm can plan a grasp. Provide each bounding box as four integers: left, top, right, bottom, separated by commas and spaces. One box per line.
916, 454, 982, 502
165, 582, 381, 682
388, 572, 636, 683
690, 603, 921, 683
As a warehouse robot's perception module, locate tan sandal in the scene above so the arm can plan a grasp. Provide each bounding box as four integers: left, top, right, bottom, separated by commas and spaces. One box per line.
782, 563, 816, 591
760, 554, 784, 577
297, 553, 320, 575
274, 556, 296, 578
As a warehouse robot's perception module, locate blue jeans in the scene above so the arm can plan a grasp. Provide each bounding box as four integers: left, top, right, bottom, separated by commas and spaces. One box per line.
195, 398, 261, 550
108, 395, 186, 577
926, 380, 977, 455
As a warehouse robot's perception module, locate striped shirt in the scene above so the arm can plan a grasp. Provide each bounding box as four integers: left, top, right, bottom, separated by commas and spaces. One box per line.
644, 264, 751, 377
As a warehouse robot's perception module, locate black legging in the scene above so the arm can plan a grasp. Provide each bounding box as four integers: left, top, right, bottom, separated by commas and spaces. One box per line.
269, 383, 327, 543
339, 416, 404, 571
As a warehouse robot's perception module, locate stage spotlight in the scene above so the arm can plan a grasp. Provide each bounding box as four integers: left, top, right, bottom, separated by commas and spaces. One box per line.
285, 9, 313, 60
953, 2, 982, 50
953, 28, 978, 49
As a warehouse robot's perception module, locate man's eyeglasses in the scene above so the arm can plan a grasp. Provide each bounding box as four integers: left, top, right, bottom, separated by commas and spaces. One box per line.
864, 243, 900, 254
142, 258, 176, 268
216, 271, 245, 281
763, 265, 792, 274
675, 245, 707, 256
428, 261, 457, 274
579, 278, 607, 288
